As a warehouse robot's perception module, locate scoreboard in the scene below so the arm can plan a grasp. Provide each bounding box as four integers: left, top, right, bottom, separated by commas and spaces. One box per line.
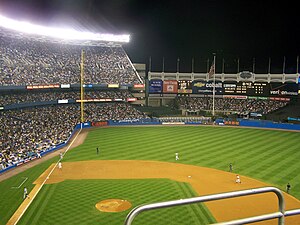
223, 82, 269, 96
178, 80, 192, 93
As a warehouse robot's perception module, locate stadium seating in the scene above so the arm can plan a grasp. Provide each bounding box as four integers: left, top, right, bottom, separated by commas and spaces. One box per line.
0, 33, 142, 85
0, 103, 149, 169
0, 26, 148, 171
177, 97, 288, 115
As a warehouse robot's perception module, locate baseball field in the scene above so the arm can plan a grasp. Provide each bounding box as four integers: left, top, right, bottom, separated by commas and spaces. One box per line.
1, 125, 300, 225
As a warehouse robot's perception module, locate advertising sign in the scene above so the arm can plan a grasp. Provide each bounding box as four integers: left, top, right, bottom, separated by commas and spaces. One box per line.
192, 81, 223, 94
91, 121, 108, 127
269, 83, 298, 96
149, 79, 163, 93
26, 84, 59, 89
163, 80, 178, 93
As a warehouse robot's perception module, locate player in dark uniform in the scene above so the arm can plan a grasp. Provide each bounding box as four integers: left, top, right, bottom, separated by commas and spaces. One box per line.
286, 183, 291, 193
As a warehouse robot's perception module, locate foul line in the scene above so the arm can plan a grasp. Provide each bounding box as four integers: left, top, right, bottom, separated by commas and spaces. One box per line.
11, 177, 28, 189
10, 128, 82, 225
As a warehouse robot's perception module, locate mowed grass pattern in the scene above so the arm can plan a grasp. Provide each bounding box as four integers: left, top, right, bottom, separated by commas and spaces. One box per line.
65, 126, 300, 198
2, 125, 300, 225
18, 179, 215, 225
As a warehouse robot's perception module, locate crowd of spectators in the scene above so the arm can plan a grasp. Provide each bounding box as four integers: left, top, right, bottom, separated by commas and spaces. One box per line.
0, 35, 142, 86
0, 105, 78, 170
0, 90, 133, 106
84, 103, 149, 122
177, 97, 289, 114
0, 30, 147, 171
0, 103, 149, 170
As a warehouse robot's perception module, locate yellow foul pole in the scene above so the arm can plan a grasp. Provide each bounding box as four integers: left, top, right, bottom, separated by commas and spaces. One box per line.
80, 50, 85, 123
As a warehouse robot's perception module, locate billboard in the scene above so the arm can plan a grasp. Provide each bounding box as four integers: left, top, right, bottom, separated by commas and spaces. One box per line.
108, 84, 119, 88
269, 83, 298, 96
178, 80, 192, 93
60, 84, 70, 88
192, 81, 223, 95
26, 84, 59, 89
91, 121, 108, 127
163, 80, 178, 93
149, 79, 163, 93
133, 84, 145, 88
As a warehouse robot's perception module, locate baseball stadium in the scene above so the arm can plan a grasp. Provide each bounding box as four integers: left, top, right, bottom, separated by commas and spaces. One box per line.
1, 14, 300, 225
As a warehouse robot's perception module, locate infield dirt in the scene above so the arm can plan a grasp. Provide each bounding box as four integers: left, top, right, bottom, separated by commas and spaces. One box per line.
95, 199, 132, 212
45, 160, 300, 224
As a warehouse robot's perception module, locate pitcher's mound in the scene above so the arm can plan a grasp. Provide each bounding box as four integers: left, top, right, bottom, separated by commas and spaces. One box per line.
95, 199, 132, 212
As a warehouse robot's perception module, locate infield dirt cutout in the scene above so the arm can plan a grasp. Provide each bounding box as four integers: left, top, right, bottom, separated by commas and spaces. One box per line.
43, 160, 300, 224
95, 199, 132, 212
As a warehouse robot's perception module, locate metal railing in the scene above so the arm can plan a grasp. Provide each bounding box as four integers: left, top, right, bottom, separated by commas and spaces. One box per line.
124, 187, 300, 225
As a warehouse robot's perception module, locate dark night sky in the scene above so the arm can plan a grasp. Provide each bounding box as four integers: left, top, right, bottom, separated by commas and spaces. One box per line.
0, 0, 299, 73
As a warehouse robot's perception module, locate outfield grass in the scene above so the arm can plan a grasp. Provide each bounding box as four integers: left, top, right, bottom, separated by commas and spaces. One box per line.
66, 126, 300, 198
18, 179, 215, 225
1, 125, 300, 225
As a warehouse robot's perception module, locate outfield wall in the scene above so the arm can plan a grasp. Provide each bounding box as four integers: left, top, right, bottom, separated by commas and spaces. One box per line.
238, 119, 300, 131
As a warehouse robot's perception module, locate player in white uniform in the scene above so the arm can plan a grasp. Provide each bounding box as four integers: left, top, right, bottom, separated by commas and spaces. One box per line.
175, 153, 179, 161
58, 162, 62, 169
23, 187, 28, 199
235, 174, 241, 183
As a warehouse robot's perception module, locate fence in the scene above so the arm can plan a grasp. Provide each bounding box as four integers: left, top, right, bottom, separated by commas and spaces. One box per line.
124, 187, 300, 225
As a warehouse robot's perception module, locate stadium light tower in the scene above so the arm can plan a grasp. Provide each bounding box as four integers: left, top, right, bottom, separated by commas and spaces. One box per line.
0, 14, 130, 43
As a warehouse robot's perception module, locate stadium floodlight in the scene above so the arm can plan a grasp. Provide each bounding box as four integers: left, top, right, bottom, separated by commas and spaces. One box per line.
0, 14, 130, 43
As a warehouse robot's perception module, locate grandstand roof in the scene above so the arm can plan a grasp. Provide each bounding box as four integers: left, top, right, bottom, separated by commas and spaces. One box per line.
0, 15, 129, 46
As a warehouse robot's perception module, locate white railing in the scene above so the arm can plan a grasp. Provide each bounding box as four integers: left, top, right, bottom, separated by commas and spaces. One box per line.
124, 187, 300, 225
148, 72, 299, 83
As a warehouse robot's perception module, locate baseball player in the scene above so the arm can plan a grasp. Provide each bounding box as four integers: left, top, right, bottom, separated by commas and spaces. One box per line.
58, 162, 62, 169
175, 152, 179, 161
235, 174, 241, 184
286, 183, 291, 193
229, 163, 233, 172
23, 187, 28, 199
